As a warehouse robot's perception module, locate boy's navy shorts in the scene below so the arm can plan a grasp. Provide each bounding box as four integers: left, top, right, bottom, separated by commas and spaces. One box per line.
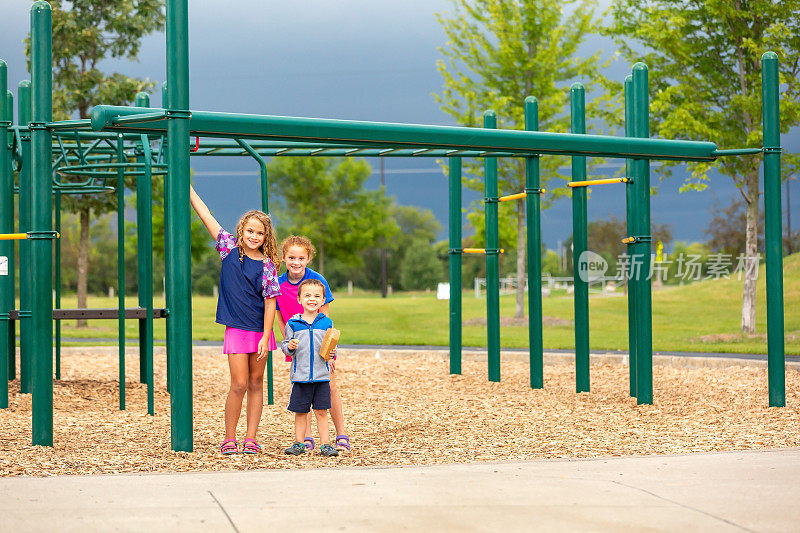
287, 382, 331, 413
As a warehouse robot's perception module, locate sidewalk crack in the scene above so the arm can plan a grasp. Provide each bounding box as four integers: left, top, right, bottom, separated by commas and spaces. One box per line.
610, 480, 754, 532
209, 490, 240, 533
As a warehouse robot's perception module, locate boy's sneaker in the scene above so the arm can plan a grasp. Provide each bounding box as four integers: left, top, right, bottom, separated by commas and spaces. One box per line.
284, 442, 306, 455
320, 444, 339, 457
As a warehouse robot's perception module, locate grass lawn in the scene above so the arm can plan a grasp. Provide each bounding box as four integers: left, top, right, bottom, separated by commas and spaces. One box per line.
51, 253, 799, 355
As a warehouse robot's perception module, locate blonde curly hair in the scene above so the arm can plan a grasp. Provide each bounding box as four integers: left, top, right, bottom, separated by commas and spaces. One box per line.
234, 210, 280, 265
280, 235, 316, 260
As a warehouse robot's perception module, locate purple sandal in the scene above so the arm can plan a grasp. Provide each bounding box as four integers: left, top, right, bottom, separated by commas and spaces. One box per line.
335, 435, 350, 452
220, 438, 239, 455
304, 437, 315, 450
242, 438, 261, 455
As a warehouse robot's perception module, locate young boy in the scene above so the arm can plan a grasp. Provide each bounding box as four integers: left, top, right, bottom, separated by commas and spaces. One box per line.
281, 279, 339, 457
276, 236, 349, 453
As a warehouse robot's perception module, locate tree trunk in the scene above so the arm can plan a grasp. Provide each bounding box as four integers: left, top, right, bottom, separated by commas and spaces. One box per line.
76, 205, 90, 327
318, 241, 325, 276
514, 198, 525, 318
741, 168, 759, 334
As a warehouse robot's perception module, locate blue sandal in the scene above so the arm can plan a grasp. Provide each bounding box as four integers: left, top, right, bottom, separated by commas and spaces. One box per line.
304, 437, 315, 450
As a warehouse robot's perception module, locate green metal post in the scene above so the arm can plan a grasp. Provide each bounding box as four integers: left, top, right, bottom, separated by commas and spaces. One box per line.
525, 97, 543, 389
484, 110, 500, 382
236, 138, 274, 406
17, 80, 32, 394
135, 92, 155, 415
259, 162, 273, 406
624, 75, 637, 398
570, 83, 590, 393
30, 0, 54, 446
5, 90, 13, 382
0, 61, 9, 406
116, 134, 126, 411
54, 190, 61, 380
136, 93, 149, 385
632, 63, 653, 405
166, 0, 193, 451
448, 156, 462, 375
162, 80, 172, 394
761, 51, 785, 407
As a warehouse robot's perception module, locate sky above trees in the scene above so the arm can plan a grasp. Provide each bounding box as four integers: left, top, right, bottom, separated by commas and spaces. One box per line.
0, 0, 796, 247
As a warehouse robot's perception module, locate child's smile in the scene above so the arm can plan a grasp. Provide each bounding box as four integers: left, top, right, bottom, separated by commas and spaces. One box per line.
299, 287, 324, 313
284, 245, 311, 281
241, 218, 266, 253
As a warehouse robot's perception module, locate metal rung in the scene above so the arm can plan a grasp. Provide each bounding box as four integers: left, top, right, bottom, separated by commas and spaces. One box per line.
569, 177, 632, 188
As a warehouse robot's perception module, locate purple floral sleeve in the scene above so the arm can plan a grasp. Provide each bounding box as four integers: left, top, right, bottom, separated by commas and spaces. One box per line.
262, 259, 281, 299
215, 229, 236, 260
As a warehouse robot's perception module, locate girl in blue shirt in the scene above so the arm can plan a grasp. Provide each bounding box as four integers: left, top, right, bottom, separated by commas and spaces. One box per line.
190, 185, 281, 455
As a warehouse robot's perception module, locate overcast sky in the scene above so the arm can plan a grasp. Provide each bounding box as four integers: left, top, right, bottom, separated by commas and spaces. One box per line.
0, 0, 796, 247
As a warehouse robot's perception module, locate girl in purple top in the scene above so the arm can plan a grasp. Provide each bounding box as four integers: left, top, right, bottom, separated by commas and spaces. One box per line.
190, 185, 281, 456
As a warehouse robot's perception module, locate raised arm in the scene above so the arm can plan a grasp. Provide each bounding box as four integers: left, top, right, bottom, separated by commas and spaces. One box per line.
189, 184, 222, 239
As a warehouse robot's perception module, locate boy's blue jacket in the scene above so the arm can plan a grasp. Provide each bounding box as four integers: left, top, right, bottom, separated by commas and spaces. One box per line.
281, 312, 333, 383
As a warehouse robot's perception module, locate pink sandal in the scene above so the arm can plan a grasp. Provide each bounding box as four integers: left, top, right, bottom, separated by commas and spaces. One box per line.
220, 438, 239, 455
242, 438, 261, 455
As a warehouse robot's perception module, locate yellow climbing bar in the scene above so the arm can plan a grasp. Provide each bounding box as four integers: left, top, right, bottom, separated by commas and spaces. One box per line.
0, 233, 29, 241
568, 177, 631, 188
498, 192, 527, 202
621, 237, 634, 244
462, 248, 505, 254
0, 232, 60, 240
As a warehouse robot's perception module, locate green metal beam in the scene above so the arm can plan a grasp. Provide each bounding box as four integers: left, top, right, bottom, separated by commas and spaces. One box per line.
484, 111, 500, 382
30, 0, 54, 446
525, 96, 543, 390
166, 0, 193, 452
761, 51, 785, 407
90, 106, 720, 162
632, 63, 653, 405
448, 157, 462, 375
570, 83, 590, 394
624, 75, 637, 399
18, 80, 32, 395
0, 60, 9, 407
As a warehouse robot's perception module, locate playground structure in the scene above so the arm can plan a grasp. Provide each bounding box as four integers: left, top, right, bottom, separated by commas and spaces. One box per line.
0, 1, 787, 452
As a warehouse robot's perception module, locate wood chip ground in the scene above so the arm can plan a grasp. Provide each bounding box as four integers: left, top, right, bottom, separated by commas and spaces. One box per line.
1, 350, 798, 477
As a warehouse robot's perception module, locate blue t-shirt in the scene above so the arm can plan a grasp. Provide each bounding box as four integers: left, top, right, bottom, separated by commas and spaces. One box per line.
215, 229, 281, 332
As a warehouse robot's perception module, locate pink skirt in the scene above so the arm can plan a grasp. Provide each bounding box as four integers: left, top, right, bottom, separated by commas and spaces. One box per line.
223, 326, 277, 355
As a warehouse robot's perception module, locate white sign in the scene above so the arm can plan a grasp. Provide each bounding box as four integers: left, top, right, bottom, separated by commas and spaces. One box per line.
0, 256, 7, 276
436, 282, 450, 300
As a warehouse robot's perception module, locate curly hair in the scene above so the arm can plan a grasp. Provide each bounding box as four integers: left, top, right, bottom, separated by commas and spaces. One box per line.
280, 235, 316, 260
234, 210, 280, 265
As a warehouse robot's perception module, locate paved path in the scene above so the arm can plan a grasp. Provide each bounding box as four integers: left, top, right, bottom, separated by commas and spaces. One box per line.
1, 448, 798, 532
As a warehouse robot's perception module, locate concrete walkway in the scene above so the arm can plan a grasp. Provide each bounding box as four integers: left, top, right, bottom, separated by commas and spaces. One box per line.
1, 448, 798, 532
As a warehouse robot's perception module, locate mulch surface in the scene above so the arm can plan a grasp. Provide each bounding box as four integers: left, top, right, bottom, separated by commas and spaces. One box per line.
1, 350, 798, 477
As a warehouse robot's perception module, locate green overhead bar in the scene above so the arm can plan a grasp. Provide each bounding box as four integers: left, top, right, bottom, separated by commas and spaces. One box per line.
90, 105, 721, 162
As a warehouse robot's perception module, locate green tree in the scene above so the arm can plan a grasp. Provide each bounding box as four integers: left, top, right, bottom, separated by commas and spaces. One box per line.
705, 197, 764, 257
400, 244, 446, 291
606, 0, 800, 333
435, 0, 606, 318
125, 177, 211, 294
358, 204, 442, 290
267, 157, 398, 275
26, 0, 164, 323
